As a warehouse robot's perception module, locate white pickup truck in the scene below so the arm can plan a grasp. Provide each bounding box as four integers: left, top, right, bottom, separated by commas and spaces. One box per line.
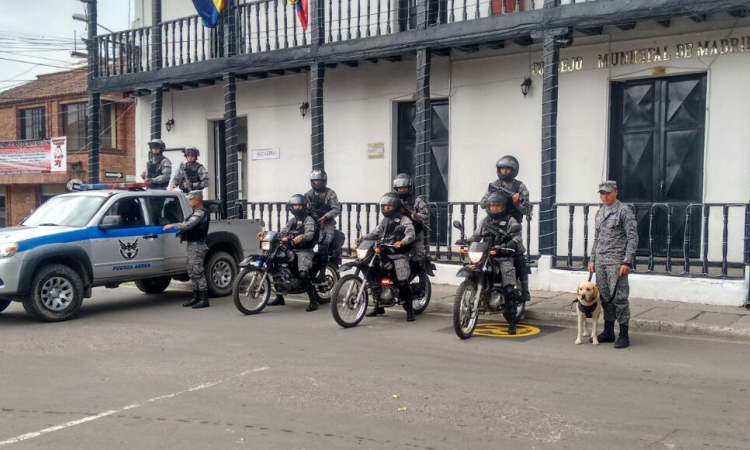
0, 185, 262, 322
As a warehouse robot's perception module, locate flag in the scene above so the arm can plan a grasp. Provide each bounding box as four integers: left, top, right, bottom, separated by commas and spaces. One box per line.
289, 0, 308, 32
192, 0, 225, 28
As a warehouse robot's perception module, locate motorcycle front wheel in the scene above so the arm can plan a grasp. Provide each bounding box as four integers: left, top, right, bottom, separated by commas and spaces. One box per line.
233, 269, 272, 315
314, 263, 339, 305
453, 280, 479, 339
411, 272, 431, 315
331, 274, 368, 328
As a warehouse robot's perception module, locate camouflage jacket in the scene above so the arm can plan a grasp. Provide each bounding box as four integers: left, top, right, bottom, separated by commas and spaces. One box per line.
591, 201, 638, 266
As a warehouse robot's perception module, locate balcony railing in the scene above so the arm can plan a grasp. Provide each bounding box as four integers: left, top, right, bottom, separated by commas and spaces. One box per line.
98, 0, 607, 76
228, 199, 750, 280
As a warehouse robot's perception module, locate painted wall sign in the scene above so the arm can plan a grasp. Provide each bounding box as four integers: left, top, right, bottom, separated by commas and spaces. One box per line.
530, 36, 750, 76
367, 142, 385, 159
251, 148, 281, 160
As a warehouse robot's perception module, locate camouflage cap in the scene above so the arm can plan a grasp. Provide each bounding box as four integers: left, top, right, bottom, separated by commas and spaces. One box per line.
187, 190, 203, 200
598, 180, 617, 193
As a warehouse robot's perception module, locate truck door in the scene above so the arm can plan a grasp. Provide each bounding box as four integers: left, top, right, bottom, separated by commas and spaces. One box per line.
149, 195, 187, 272
90, 196, 165, 279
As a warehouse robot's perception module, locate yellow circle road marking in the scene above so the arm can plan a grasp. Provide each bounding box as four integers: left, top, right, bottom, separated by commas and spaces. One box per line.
473, 323, 541, 338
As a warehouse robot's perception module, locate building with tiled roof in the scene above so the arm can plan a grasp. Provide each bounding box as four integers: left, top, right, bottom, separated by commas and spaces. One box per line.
0, 67, 135, 227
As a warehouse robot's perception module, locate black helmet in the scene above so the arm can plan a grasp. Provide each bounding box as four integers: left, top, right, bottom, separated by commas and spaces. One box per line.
183, 146, 200, 158
287, 194, 309, 219
392, 173, 413, 199
485, 191, 509, 220
496, 155, 519, 182
148, 139, 166, 151
379, 192, 402, 218
310, 169, 327, 192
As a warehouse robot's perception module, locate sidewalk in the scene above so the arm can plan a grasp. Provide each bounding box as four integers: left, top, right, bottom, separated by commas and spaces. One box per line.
427, 284, 750, 341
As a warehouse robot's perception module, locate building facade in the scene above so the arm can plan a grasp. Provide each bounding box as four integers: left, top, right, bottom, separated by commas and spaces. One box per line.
88, 0, 750, 305
0, 68, 136, 226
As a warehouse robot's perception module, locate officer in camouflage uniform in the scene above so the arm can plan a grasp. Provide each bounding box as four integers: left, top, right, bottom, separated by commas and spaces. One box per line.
169, 147, 209, 193
392, 173, 430, 275
266, 194, 320, 312
479, 155, 531, 301
163, 190, 210, 309
305, 169, 340, 248
361, 193, 417, 321
141, 139, 172, 190
467, 191, 524, 334
588, 181, 638, 349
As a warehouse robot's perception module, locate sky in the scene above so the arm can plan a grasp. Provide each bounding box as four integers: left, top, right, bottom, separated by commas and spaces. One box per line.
0, 0, 133, 92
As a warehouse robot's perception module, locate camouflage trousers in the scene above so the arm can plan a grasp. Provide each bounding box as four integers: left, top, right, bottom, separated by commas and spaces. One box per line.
187, 241, 208, 291
390, 254, 411, 282
409, 233, 428, 262
496, 258, 517, 289
595, 264, 630, 325
319, 221, 336, 247
295, 249, 314, 273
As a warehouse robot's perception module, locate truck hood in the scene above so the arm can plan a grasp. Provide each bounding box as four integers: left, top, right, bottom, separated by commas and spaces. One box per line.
0, 226, 80, 242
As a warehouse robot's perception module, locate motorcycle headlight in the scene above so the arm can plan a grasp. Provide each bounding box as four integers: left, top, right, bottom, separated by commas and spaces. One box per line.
356, 248, 369, 260
468, 251, 483, 264
261, 241, 272, 251
0, 242, 18, 258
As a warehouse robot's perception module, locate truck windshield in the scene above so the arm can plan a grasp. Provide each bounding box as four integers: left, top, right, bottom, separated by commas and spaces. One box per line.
22, 195, 107, 227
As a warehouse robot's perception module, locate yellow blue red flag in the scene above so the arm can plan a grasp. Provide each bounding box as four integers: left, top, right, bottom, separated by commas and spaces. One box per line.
192, 0, 225, 28
288, 0, 308, 31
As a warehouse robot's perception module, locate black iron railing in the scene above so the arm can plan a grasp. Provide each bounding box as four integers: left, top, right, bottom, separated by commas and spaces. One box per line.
556, 202, 749, 280
231, 200, 539, 263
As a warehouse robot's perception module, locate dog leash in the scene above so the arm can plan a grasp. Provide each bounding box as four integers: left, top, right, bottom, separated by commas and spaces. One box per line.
586, 271, 620, 305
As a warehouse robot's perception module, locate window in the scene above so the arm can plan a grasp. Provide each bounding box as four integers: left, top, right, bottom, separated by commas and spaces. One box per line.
62, 102, 115, 150
103, 198, 146, 228
0, 196, 5, 228
20, 107, 46, 140
149, 196, 184, 226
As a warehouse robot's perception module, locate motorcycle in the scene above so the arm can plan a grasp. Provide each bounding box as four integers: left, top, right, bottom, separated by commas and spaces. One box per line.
451, 220, 525, 339
330, 224, 433, 328
232, 228, 344, 315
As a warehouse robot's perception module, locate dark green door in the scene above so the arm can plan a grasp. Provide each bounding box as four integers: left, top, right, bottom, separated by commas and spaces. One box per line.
609, 74, 706, 257
396, 99, 449, 242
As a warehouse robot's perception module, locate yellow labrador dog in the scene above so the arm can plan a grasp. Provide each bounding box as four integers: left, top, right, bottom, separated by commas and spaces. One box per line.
575, 281, 602, 345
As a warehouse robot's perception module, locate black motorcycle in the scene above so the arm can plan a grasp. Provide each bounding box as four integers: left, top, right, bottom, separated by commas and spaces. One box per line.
232, 229, 344, 315
452, 220, 525, 339
330, 225, 433, 328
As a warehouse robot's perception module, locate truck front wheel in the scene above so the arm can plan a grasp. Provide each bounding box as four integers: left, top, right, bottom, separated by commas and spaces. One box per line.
205, 251, 238, 297
22, 264, 84, 322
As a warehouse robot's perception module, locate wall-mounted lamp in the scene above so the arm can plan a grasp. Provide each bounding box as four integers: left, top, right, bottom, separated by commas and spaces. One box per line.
300, 101, 310, 118
521, 78, 532, 98
165, 118, 175, 132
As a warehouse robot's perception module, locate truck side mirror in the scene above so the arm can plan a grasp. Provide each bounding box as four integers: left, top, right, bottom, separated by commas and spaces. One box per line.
452, 220, 463, 231
99, 215, 123, 230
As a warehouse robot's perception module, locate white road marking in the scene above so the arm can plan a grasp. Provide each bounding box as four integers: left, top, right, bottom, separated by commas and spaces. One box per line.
0, 366, 270, 446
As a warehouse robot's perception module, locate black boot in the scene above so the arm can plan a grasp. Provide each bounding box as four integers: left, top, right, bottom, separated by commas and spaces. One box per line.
614, 323, 630, 349
505, 286, 517, 335
267, 294, 285, 306
192, 290, 210, 309
401, 284, 415, 322
183, 290, 200, 307
366, 305, 386, 317
305, 289, 318, 312
595, 321, 616, 343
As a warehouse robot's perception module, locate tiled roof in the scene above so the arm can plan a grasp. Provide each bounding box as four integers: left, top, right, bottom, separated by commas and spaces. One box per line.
0, 67, 89, 106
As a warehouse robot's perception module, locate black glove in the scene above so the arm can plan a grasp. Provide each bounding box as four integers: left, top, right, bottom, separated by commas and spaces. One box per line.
505, 240, 518, 251
455, 239, 468, 246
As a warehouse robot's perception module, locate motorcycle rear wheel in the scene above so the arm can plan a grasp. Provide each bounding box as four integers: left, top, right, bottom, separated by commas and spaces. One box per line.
331, 274, 367, 328
502, 298, 526, 323
314, 263, 339, 304
411, 272, 431, 315
233, 269, 271, 315
453, 280, 479, 339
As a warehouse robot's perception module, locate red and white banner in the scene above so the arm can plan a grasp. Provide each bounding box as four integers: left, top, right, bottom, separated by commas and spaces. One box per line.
0, 137, 67, 175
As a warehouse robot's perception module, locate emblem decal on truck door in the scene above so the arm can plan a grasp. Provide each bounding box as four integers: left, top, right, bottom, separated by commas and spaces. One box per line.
118, 239, 139, 260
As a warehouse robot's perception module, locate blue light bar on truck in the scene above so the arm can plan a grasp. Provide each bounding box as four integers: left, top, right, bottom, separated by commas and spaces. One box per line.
71, 182, 150, 191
